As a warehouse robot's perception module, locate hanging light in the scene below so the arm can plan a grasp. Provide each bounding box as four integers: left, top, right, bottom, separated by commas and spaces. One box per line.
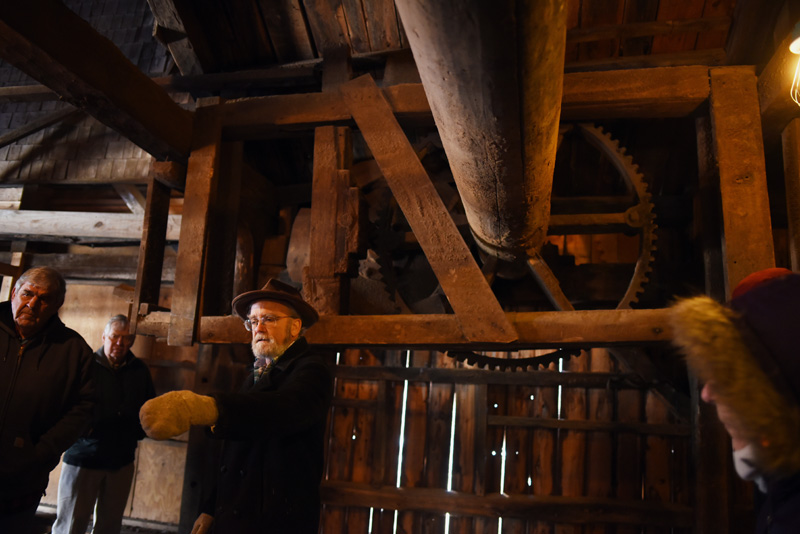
791, 21, 800, 106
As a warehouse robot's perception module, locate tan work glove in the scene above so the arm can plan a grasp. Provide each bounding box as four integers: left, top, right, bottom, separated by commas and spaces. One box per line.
140, 390, 219, 440
191, 512, 214, 534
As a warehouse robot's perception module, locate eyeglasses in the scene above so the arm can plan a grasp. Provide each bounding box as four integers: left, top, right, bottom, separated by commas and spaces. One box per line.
244, 315, 297, 331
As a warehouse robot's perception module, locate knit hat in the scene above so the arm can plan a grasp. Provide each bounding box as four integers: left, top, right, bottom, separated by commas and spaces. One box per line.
231, 279, 319, 327
669, 269, 800, 476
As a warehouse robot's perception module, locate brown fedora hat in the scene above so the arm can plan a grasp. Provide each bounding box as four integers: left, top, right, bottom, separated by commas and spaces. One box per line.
231, 279, 319, 327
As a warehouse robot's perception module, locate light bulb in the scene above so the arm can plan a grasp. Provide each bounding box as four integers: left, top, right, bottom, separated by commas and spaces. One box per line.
792, 56, 800, 107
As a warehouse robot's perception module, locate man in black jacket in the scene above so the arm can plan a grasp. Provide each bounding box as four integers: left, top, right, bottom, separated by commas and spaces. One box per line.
140, 279, 334, 534
52, 314, 155, 534
0, 267, 94, 533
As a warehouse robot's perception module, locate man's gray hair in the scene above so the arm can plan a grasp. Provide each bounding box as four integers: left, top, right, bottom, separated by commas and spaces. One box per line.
104, 314, 130, 335
14, 267, 66, 304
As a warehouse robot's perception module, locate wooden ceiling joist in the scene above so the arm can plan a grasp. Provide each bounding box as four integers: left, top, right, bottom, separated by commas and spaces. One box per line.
0, 0, 193, 162
0, 209, 181, 242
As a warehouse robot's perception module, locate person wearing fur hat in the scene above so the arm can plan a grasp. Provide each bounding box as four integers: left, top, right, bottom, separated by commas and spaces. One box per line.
669, 267, 800, 533
139, 279, 334, 533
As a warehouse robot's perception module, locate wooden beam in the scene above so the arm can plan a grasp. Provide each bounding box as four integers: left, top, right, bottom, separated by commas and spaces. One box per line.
131, 176, 172, 333
304, 126, 351, 314
340, 75, 517, 343
0, 251, 175, 282
219, 66, 711, 138
0, 210, 180, 241
113, 185, 146, 215
135, 308, 672, 348
758, 29, 800, 146
783, 118, 800, 271
0, 0, 193, 161
0, 107, 82, 149
168, 105, 222, 346
567, 17, 730, 44
147, 0, 204, 76
561, 65, 710, 119
709, 67, 775, 294
319, 482, 692, 527
564, 48, 726, 73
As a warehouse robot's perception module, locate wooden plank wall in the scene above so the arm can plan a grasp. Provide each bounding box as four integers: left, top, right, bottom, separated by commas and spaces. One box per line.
321, 347, 691, 533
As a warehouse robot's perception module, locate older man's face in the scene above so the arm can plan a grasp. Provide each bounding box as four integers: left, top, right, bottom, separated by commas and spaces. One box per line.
10, 281, 62, 339
102, 322, 135, 367
248, 300, 302, 359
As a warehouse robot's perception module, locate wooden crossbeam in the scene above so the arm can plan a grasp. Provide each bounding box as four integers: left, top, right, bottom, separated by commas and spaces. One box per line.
0, 0, 192, 161
135, 308, 671, 348
218, 66, 712, 137
340, 74, 517, 343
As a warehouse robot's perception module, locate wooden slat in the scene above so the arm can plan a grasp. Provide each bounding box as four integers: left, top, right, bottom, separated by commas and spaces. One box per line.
782, 119, 800, 271
302, 0, 350, 52
567, 17, 730, 45
363, 0, 402, 51
0, 210, 180, 241
650, 0, 704, 54
695, 0, 734, 50
136, 307, 675, 347
565, 48, 726, 72
709, 66, 775, 294
339, 74, 517, 343
168, 105, 222, 346
319, 482, 693, 527
0, 0, 193, 161
256, 0, 315, 62
113, 184, 146, 215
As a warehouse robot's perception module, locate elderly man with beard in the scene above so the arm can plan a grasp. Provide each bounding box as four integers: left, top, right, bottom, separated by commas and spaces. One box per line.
140, 279, 334, 534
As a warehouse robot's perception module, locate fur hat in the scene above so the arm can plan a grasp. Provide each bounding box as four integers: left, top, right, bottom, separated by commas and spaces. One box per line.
231, 279, 319, 327
669, 269, 800, 477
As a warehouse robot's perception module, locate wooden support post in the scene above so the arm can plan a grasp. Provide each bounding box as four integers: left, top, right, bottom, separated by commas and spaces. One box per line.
169, 104, 222, 346
709, 67, 775, 294
131, 172, 172, 334
781, 118, 800, 271
340, 75, 517, 343
304, 125, 352, 315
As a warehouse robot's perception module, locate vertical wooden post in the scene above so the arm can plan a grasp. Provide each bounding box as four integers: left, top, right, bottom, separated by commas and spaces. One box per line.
169, 104, 222, 346
709, 66, 775, 293
781, 118, 800, 270
304, 125, 352, 315
131, 171, 172, 333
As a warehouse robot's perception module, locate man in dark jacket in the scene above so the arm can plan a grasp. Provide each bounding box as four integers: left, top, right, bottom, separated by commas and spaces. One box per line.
670, 268, 800, 533
52, 314, 155, 534
0, 267, 95, 533
140, 279, 334, 534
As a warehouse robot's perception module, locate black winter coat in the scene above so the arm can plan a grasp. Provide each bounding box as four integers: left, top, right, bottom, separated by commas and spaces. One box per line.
757, 474, 800, 533
63, 348, 155, 470
0, 302, 94, 501
202, 337, 334, 533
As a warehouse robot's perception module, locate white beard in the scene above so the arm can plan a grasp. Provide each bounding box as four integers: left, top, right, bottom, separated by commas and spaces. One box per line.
251, 336, 293, 359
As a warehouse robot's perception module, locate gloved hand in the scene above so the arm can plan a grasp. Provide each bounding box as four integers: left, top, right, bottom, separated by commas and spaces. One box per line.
191, 512, 214, 534
140, 391, 219, 440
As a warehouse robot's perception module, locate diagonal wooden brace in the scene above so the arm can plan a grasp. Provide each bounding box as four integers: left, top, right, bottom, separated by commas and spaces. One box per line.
339, 74, 517, 343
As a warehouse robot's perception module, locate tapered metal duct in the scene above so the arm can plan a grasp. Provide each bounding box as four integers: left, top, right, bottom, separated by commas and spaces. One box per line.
393, 0, 567, 260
